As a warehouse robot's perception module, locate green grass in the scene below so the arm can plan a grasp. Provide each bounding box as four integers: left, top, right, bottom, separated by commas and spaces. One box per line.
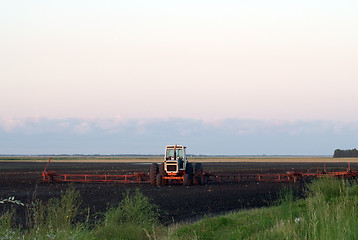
0, 185, 91, 240
0, 187, 162, 240
27, 185, 81, 230
1, 178, 358, 239
94, 189, 161, 240
169, 178, 358, 240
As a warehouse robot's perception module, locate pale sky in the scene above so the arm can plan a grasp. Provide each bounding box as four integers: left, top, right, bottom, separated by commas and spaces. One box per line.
1, 1, 358, 154
1, 0, 357, 121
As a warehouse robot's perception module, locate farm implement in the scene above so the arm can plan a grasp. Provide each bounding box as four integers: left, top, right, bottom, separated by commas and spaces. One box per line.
42, 158, 150, 183
201, 163, 357, 184
42, 145, 358, 185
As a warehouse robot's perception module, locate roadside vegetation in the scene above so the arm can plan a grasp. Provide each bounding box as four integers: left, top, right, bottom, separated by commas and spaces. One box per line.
1, 178, 358, 239
172, 177, 358, 240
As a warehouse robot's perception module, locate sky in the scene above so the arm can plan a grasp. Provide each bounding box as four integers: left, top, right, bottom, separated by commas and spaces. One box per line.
1, 1, 358, 155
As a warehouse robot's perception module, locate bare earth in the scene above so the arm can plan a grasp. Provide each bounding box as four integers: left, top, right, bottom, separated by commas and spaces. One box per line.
0, 158, 355, 226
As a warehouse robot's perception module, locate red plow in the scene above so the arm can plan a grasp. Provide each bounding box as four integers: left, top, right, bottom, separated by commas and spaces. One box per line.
202, 171, 304, 184
42, 158, 150, 184
42, 158, 358, 185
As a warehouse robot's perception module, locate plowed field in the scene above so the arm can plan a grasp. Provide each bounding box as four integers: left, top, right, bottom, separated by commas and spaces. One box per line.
0, 161, 352, 226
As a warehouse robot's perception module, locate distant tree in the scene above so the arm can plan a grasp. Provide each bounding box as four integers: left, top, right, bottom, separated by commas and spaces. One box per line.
333, 149, 343, 158
333, 148, 358, 158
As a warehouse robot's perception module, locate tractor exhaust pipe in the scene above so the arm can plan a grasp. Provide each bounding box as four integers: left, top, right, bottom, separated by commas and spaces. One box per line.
174, 144, 177, 159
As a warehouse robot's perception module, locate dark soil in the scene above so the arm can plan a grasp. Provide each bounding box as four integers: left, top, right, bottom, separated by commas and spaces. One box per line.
0, 161, 351, 226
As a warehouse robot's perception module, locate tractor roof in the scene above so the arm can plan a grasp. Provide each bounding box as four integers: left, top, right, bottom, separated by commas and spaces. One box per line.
166, 145, 186, 149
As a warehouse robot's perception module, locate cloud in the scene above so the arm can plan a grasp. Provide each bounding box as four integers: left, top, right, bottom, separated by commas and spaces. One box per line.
1, 117, 358, 155
58, 121, 70, 129
73, 122, 91, 134
0, 116, 129, 134
0, 117, 48, 133
202, 118, 225, 128
1, 117, 358, 137
0, 117, 26, 132
93, 115, 127, 131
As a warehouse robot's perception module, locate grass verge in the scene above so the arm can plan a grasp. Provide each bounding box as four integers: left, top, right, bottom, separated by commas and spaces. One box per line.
169, 177, 358, 240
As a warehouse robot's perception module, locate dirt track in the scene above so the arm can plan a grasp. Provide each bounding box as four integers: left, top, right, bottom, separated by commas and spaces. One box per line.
0, 161, 353, 226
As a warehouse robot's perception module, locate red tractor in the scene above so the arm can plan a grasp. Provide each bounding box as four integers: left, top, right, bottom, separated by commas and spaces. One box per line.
150, 145, 203, 186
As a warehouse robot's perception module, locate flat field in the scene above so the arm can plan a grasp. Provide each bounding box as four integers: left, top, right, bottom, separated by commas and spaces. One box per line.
1, 157, 357, 227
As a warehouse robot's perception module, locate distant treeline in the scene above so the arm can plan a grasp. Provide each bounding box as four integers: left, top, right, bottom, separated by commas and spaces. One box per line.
333, 149, 358, 158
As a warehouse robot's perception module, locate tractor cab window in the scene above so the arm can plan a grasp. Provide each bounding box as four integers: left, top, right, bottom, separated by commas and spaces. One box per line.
166, 148, 184, 160
176, 149, 183, 159
166, 149, 174, 159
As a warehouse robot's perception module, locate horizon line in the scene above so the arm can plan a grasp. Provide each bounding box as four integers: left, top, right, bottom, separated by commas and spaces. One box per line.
0, 154, 333, 157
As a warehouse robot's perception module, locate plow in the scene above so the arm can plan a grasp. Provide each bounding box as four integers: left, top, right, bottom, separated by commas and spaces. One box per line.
201, 163, 357, 184
42, 145, 358, 185
42, 158, 150, 184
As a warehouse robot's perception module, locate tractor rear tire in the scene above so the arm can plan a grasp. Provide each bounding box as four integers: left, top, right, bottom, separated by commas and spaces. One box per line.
194, 163, 203, 185
186, 162, 193, 184
158, 163, 168, 185
183, 174, 190, 186
150, 163, 159, 186
156, 174, 162, 186
159, 163, 165, 176
186, 162, 193, 175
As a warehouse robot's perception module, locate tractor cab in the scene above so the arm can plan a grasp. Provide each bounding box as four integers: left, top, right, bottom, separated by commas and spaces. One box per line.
164, 145, 187, 174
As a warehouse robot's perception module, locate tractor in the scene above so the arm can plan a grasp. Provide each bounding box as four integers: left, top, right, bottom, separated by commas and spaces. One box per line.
150, 145, 203, 186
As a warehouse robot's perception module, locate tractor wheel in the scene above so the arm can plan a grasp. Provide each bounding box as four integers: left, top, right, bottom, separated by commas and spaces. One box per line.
156, 174, 162, 186
159, 163, 167, 185
186, 162, 193, 175
159, 163, 165, 176
186, 162, 193, 184
150, 163, 159, 186
194, 163, 203, 185
183, 174, 190, 186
